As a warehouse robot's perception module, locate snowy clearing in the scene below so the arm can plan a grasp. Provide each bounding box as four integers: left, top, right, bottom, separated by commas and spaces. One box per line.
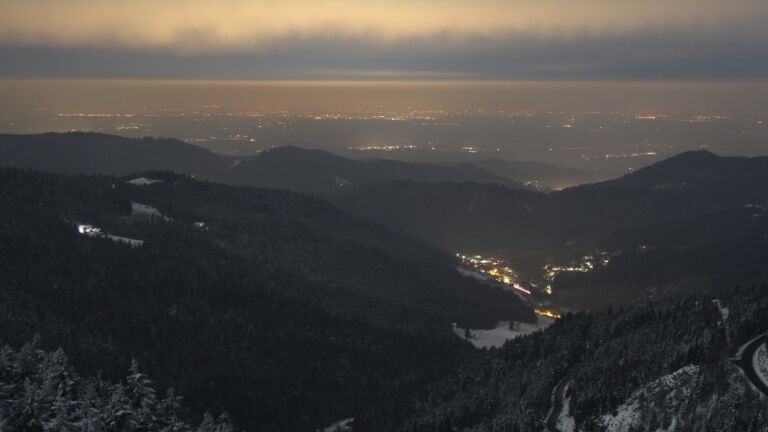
132, 202, 162, 218
453, 315, 554, 349
131, 202, 172, 222
556, 384, 576, 432
126, 177, 161, 186
77, 224, 143, 248
601, 365, 698, 432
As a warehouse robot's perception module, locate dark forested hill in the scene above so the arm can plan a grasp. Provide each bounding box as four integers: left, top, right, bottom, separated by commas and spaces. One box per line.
334, 151, 768, 252
360, 283, 768, 432
0, 133, 522, 194
332, 151, 768, 310
224, 146, 522, 193
581, 150, 768, 191
330, 181, 544, 252
0, 132, 228, 177
0, 168, 532, 431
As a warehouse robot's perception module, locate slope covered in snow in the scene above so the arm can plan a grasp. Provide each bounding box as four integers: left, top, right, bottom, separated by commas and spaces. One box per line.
556, 384, 576, 432
321, 417, 354, 432
601, 365, 699, 432
131, 201, 172, 221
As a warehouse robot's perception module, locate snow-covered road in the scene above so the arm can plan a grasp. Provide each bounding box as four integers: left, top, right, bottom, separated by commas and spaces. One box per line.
733, 333, 768, 397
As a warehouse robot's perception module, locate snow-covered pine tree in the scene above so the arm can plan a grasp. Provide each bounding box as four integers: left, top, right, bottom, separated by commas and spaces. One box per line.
126, 358, 157, 428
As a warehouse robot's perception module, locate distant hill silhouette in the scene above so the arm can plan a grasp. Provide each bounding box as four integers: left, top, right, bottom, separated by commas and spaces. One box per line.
0, 133, 523, 193
224, 145, 523, 192
0, 132, 227, 177
579, 149, 768, 190
335, 150, 768, 249
333, 151, 768, 309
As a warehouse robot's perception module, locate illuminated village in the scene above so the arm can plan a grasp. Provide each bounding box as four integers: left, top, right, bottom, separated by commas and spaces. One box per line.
541, 250, 616, 295
456, 253, 561, 319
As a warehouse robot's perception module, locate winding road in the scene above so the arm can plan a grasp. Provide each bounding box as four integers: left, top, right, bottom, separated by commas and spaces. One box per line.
543, 377, 569, 432
733, 333, 768, 397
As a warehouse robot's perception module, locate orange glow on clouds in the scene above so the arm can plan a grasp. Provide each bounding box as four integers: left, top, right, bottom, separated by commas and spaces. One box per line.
1, 0, 765, 53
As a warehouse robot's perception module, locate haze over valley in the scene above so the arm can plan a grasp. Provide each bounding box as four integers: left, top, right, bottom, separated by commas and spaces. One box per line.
3, 80, 768, 179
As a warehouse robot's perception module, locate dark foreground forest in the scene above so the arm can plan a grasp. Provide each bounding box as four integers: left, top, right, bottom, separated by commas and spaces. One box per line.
0, 168, 530, 431
0, 339, 234, 431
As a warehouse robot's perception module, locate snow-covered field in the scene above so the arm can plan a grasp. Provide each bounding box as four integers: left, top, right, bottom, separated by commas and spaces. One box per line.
126, 177, 161, 186
752, 343, 768, 390
601, 365, 699, 432
453, 315, 554, 349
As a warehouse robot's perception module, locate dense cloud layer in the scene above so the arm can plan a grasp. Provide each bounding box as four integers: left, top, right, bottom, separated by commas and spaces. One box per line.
1, 0, 767, 80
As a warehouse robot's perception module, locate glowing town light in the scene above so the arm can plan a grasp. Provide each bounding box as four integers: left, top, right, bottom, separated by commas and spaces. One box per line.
534, 309, 562, 319
512, 283, 532, 295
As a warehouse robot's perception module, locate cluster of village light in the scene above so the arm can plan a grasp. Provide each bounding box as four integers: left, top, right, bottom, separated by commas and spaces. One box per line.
542, 250, 616, 294
457, 253, 566, 319
456, 253, 523, 289
348, 144, 418, 152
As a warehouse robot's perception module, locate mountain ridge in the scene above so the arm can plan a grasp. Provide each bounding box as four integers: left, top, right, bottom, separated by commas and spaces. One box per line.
0, 132, 526, 193
332, 150, 768, 310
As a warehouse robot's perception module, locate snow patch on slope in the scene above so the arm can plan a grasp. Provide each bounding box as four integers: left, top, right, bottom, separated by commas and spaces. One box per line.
601, 365, 699, 432
556, 384, 576, 432
320, 418, 353, 432
126, 177, 161, 186
131, 202, 172, 222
